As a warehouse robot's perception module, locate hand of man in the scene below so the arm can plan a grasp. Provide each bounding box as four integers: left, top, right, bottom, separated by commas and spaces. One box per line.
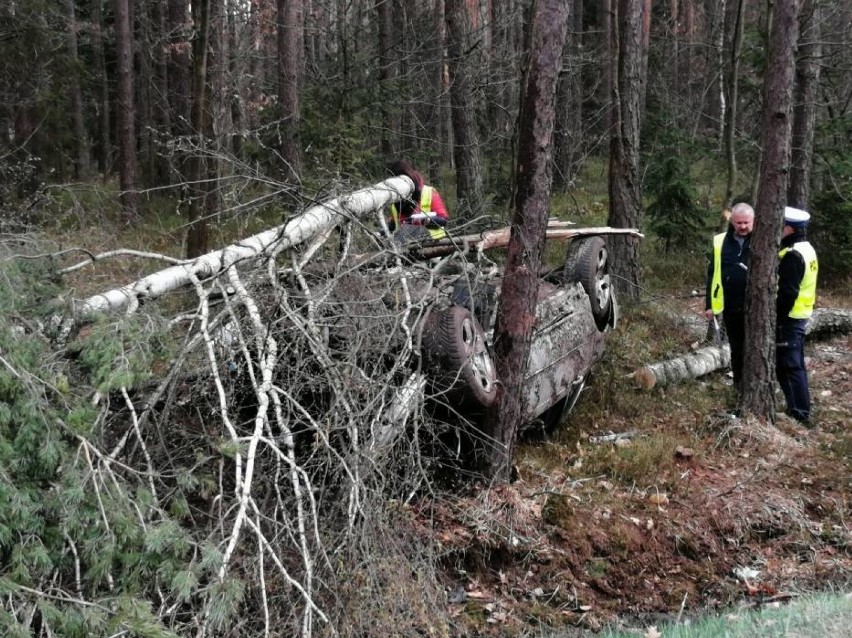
704, 309, 715, 320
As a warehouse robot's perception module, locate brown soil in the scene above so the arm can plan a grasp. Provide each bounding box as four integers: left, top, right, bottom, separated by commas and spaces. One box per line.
411, 332, 851, 636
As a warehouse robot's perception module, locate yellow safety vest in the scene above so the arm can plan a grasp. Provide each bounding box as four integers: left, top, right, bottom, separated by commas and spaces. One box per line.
778, 241, 818, 319
390, 186, 447, 240
709, 232, 726, 314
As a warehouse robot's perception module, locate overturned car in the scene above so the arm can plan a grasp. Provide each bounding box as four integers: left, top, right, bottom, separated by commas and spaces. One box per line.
398, 228, 634, 431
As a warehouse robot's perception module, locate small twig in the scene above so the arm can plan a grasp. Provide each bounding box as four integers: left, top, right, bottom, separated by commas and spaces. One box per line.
57, 248, 189, 274
676, 591, 688, 624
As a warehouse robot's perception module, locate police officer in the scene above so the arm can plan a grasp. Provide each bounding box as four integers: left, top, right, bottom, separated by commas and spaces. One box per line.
705, 202, 754, 391
776, 206, 819, 424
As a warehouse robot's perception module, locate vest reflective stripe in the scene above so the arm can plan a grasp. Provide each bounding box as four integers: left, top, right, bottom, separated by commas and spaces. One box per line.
710, 232, 726, 314
779, 241, 818, 319
390, 186, 447, 239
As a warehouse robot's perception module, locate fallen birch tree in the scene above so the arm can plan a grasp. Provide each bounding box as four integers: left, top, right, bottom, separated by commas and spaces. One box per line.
629, 307, 852, 389
74, 175, 415, 316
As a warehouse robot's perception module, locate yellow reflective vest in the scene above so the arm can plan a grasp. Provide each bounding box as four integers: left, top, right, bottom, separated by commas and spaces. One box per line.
709, 232, 726, 314
389, 186, 447, 240
778, 241, 818, 319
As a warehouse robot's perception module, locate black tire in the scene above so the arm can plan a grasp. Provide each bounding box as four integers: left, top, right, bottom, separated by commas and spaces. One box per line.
434, 305, 498, 407
564, 236, 612, 329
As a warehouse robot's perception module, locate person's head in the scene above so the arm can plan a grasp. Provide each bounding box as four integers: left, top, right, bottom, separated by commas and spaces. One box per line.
389, 159, 424, 190
730, 202, 754, 237
389, 159, 424, 216
783, 206, 810, 237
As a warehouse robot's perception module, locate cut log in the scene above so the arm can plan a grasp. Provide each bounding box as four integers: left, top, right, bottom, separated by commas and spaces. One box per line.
629, 345, 731, 389
411, 227, 643, 259
807, 308, 852, 338
75, 176, 415, 315
629, 307, 851, 390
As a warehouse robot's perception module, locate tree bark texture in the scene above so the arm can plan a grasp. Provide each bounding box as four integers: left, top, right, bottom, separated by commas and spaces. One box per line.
741, 0, 800, 421
92, 0, 111, 174
723, 0, 746, 208
186, 0, 212, 258
65, 0, 89, 178
553, 0, 583, 191
377, 0, 397, 157
445, 0, 485, 220
787, 0, 822, 209
606, 0, 647, 303
483, 0, 568, 481
79, 176, 416, 315
277, 0, 304, 181
114, 0, 139, 212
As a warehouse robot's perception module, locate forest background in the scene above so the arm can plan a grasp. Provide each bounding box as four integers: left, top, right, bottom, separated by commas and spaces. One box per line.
0, 0, 850, 636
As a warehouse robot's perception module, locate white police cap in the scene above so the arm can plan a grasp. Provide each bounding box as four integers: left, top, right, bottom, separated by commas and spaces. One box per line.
784, 206, 810, 226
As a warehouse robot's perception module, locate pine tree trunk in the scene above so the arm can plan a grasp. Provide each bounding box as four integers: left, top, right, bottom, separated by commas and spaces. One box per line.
723, 0, 746, 208
114, 0, 139, 212
93, 0, 111, 174
741, 0, 800, 421
377, 0, 397, 157
186, 0, 212, 258
65, 0, 89, 178
277, 0, 303, 181
445, 0, 485, 220
606, 0, 647, 303
553, 0, 583, 191
787, 0, 821, 209
483, 0, 568, 481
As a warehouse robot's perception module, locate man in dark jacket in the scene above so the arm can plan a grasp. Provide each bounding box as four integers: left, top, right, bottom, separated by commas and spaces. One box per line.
777, 206, 818, 424
705, 202, 754, 391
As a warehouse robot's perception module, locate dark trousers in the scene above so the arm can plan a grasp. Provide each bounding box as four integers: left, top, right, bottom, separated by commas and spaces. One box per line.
723, 308, 745, 389
776, 319, 810, 423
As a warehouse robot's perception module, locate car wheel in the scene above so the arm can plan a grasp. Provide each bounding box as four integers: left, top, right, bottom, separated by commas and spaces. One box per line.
565, 236, 612, 329
436, 305, 498, 407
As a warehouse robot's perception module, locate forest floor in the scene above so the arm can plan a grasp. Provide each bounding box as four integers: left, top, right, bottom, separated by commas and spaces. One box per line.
408, 296, 852, 637
48, 212, 851, 637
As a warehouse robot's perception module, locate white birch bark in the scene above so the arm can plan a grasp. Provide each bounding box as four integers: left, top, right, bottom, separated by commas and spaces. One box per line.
76, 176, 414, 315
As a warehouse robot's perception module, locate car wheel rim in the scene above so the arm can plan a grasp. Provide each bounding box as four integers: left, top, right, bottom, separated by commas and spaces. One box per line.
461, 317, 496, 392
595, 248, 611, 309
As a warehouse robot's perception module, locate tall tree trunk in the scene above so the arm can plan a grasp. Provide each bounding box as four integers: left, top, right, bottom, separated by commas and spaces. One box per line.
723, 0, 746, 208
741, 0, 800, 421
483, 0, 568, 481
606, 0, 648, 302
114, 0, 139, 212
168, 0, 192, 190
186, 0, 212, 258
65, 0, 89, 178
93, 0, 111, 175
787, 0, 822, 209
228, 4, 245, 160
597, 0, 612, 139
152, 0, 172, 183
277, 0, 303, 181
377, 0, 397, 157
553, 0, 583, 191
445, 0, 485, 220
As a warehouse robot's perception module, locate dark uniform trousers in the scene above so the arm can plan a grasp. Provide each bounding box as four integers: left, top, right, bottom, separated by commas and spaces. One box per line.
776, 318, 810, 422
